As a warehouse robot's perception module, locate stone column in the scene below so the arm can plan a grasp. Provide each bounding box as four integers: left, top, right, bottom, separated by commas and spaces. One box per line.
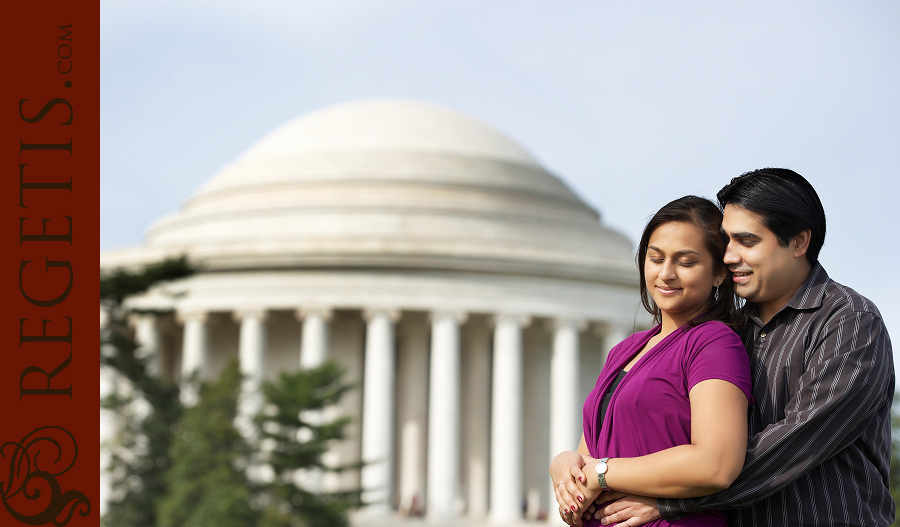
177, 310, 208, 406
462, 320, 491, 518
359, 309, 400, 517
131, 313, 161, 377
548, 318, 585, 522
297, 308, 332, 369
396, 317, 429, 515
427, 311, 467, 520
294, 308, 333, 493
234, 308, 268, 439
601, 324, 631, 365
489, 314, 531, 522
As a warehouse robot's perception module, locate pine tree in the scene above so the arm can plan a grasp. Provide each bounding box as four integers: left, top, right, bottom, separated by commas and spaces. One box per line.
101, 256, 361, 527
889, 391, 900, 527
157, 360, 259, 527
101, 257, 193, 527
255, 361, 362, 527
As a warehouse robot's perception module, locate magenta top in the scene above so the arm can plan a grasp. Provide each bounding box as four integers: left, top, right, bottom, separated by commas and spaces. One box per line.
582, 321, 752, 527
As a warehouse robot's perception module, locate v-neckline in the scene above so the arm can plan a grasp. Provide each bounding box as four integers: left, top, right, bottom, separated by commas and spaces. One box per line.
623, 325, 679, 372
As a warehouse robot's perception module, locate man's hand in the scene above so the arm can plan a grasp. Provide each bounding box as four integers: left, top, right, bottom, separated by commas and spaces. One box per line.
594, 491, 661, 526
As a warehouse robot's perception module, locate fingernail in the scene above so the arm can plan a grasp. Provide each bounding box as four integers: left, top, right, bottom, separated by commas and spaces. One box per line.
577, 495, 583, 502
578, 476, 584, 482
564, 508, 569, 514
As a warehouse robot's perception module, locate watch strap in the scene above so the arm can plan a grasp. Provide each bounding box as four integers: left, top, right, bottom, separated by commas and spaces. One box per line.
596, 457, 610, 490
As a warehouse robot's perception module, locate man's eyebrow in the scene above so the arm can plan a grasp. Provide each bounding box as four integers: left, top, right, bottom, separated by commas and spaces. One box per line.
728, 231, 761, 239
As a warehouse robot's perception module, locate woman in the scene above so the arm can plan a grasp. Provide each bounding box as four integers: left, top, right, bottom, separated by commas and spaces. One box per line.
550, 196, 752, 527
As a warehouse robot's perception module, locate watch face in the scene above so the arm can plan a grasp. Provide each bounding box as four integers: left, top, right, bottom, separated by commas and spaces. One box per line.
595, 459, 607, 475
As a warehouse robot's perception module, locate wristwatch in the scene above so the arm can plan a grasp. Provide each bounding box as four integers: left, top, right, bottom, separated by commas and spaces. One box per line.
594, 458, 610, 490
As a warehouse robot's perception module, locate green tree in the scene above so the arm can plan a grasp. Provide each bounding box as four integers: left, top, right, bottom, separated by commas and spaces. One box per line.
101, 256, 361, 526
157, 360, 259, 527
101, 257, 193, 527
256, 361, 363, 527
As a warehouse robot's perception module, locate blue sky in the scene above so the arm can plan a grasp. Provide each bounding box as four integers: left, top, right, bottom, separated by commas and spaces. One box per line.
101, 1, 900, 364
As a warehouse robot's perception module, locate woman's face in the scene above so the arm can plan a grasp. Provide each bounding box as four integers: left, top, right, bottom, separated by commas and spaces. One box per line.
644, 221, 723, 329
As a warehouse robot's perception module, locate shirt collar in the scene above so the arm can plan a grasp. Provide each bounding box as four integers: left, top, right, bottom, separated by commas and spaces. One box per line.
783, 261, 829, 311
746, 261, 829, 327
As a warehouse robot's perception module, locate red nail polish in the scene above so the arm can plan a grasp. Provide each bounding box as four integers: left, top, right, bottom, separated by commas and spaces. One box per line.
577, 496, 583, 502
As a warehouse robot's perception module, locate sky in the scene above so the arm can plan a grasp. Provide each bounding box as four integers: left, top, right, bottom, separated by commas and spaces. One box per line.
101, 1, 900, 367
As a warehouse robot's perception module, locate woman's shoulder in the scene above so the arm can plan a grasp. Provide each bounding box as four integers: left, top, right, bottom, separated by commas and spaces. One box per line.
682, 322, 752, 399
680, 321, 745, 353
685, 320, 740, 339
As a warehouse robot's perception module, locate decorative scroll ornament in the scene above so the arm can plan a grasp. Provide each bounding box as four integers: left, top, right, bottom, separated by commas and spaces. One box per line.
1, 426, 90, 526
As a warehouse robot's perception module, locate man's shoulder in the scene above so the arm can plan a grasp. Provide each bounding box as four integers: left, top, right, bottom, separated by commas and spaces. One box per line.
820, 276, 884, 320
804, 277, 893, 355
779, 266, 890, 350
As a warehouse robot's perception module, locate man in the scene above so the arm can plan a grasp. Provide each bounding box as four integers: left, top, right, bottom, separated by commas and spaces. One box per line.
592, 168, 894, 526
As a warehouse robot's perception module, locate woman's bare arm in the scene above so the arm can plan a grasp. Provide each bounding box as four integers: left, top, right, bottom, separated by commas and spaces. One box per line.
573, 379, 748, 499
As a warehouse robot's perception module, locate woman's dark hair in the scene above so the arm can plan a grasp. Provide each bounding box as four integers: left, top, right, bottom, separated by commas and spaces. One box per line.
637, 195, 741, 328
717, 168, 826, 263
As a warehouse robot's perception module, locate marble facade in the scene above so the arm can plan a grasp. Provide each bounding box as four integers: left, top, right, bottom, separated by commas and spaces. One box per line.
101, 100, 648, 523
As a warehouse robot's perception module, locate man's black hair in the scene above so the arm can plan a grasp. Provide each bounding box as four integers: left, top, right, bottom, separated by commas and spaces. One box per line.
717, 168, 826, 263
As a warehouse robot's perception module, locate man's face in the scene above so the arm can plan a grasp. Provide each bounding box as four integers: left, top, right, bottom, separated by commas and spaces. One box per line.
721, 204, 807, 319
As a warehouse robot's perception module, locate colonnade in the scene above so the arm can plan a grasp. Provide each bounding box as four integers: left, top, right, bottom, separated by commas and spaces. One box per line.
131, 307, 630, 522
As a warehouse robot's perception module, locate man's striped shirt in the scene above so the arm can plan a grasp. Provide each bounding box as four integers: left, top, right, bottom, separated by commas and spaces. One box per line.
658, 263, 895, 526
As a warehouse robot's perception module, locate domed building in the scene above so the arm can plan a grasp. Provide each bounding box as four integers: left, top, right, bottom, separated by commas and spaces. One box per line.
100, 99, 646, 523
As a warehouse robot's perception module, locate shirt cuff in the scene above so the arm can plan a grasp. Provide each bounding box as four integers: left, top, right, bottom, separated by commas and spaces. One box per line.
657, 498, 686, 520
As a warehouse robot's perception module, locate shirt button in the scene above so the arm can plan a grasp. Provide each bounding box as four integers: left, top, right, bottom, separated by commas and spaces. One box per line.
760, 332, 767, 339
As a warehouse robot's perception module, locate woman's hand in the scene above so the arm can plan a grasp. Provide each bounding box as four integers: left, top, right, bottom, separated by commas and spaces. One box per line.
576, 455, 607, 498
557, 456, 607, 524
558, 489, 599, 527
551, 450, 587, 518
558, 501, 585, 526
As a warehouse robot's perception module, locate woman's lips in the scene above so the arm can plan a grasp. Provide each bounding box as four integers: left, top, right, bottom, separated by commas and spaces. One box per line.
655, 286, 681, 296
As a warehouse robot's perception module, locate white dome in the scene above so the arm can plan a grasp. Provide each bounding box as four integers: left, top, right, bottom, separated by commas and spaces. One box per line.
235, 99, 541, 167
105, 99, 635, 283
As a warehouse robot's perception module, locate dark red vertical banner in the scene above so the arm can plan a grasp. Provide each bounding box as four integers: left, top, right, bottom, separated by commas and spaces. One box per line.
1, 2, 99, 526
